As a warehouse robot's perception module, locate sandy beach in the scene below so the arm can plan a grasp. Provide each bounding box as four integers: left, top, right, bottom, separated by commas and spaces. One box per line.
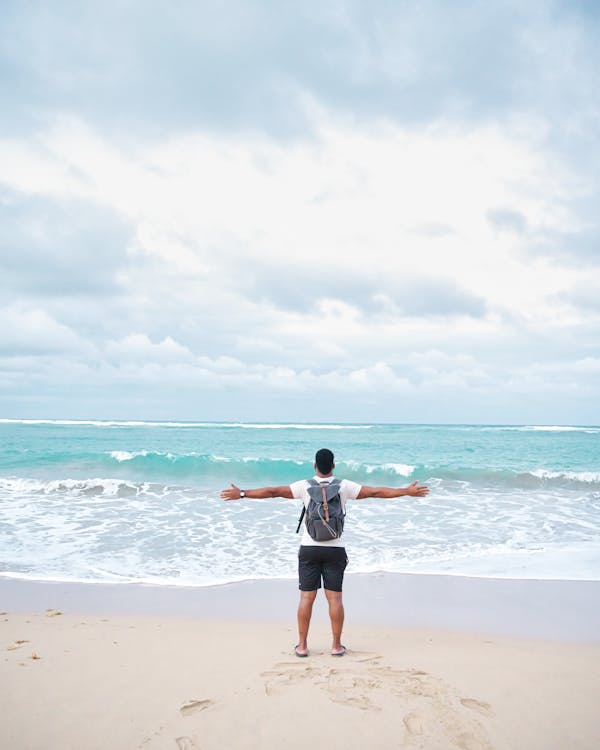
2, 574, 600, 750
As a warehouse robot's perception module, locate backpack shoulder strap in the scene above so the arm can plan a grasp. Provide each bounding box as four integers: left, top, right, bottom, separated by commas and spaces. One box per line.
295, 505, 306, 533
297, 479, 316, 533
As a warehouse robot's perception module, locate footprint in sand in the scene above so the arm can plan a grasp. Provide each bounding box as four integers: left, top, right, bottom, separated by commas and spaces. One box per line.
327, 669, 382, 711
261, 664, 319, 695
460, 698, 494, 717
261, 657, 494, 749
7, 639, 30, 651
175, 737, 198, 749
404, 712, 425, 736
179, 699, 214, 716
370, 666, 439, 700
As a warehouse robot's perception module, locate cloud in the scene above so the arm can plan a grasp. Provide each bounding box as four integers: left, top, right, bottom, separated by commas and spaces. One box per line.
0, 112, 589, 376
235, 260, 487, 318
0, 114, 575, 316
0, 305, 87, 355
0, 190, 131, 301
556, 281, 600, 313
1, 0, 599, 140
105, 334, 194, 364
528, 225, 600, 266
487, 208, 528, 234
1, 1, 600, 423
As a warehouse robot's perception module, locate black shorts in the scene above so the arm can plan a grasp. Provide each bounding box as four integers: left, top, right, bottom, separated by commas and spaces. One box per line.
298, 545, 348, 592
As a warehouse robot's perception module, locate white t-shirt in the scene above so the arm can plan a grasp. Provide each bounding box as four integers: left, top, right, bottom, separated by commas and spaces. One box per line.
290, 475, 362, 547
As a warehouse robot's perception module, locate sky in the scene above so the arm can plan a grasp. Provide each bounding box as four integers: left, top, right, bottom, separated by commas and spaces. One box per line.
1, 0, 599, 424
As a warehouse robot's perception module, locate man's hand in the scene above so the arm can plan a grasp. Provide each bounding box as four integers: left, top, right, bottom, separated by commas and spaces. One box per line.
220, 483, 242, 501
406, 481, 429, 497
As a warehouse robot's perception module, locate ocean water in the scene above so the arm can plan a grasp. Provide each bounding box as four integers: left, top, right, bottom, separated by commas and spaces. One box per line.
1, 419, 599, 586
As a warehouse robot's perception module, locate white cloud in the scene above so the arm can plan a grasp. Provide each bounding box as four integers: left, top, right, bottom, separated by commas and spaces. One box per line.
0, 306, 87, 355
0, 114, 583, 324
105, 334, 193, 364
1, 1, 599, 422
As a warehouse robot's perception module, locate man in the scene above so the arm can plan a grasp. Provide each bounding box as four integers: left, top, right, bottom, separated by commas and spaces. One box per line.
220, 448, 429, 657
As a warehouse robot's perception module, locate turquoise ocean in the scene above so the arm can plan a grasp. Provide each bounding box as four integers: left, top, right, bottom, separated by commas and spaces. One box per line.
1, 420, 599, 586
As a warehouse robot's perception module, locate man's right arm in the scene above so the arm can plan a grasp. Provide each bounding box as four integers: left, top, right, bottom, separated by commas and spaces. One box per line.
357, 481, 429, 499
220, 483, 293, 500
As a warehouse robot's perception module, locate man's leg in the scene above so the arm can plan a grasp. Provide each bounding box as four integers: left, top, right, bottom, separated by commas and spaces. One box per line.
324, 588, 345, 654
297, 590, 317, 655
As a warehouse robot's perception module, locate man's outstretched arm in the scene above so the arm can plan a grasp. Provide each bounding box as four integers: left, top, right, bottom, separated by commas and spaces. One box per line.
220, 483, 293, 500
357, 480, 429, 499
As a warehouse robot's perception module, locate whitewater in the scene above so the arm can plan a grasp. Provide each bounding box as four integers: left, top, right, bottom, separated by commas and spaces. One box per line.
1, 420, 599, 586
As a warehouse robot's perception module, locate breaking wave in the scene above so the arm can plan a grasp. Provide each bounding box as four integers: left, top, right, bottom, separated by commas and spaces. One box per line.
2, 464, 600, 498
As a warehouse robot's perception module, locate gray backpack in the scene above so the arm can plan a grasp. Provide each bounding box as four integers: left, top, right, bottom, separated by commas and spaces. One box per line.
296, 479, 345, 542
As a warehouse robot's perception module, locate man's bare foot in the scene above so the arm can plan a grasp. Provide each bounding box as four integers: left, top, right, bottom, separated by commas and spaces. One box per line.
331, 645, 346, 656
294, 644, 309, 657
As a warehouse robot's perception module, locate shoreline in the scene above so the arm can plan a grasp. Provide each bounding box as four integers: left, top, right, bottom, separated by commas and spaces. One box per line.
2, 571, 600, 642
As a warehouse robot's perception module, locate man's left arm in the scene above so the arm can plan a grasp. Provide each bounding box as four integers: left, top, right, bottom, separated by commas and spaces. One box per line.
356, 481, 429, 499
220, 483, 293, 500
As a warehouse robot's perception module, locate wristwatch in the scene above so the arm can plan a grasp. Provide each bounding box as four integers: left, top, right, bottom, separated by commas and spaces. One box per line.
239, 490, 246, 498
